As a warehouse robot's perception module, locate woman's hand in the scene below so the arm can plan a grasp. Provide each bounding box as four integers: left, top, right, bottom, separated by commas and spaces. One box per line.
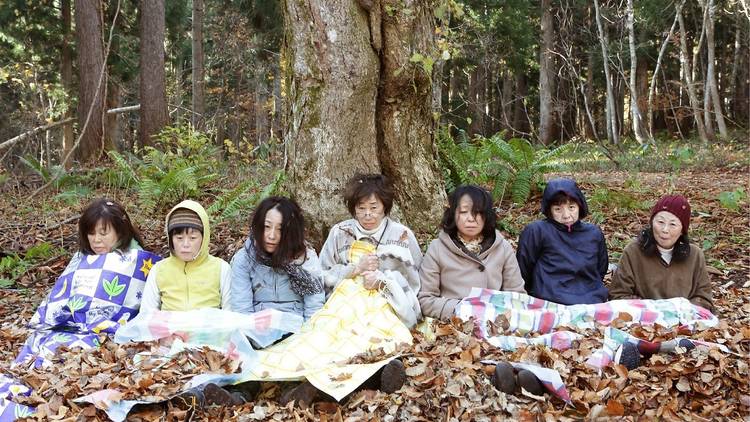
361, 270, 385, 290
353, 253, 379, 276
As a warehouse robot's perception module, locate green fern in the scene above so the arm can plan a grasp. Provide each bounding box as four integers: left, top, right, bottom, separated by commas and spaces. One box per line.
208, 171, 286, 222
436, 127, 572, 204
106, 150, 139, 188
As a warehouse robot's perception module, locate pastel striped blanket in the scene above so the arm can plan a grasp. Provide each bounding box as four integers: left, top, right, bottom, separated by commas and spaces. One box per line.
455, 288, 720, 401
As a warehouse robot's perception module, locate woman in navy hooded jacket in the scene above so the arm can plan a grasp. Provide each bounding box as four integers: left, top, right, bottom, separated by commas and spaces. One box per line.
516, 178, 609, 304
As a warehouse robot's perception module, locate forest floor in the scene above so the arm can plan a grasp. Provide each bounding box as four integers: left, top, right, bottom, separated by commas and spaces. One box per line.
0, 164, 748, 420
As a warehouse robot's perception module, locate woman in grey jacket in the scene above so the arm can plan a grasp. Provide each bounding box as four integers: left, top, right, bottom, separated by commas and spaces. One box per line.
319, 174, 422, 329
230, 196, 325, 321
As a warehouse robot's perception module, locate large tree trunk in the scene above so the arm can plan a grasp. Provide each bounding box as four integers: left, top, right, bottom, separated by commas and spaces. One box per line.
284, 0, 444, 243
594, 0, 619, 144
538, 0, 554, 145
677, 4, 709, 142
377, 0, 446, 232
139, 0, 169, 147
703, 0, 728, 137
74, 0, 107, 162
192, 0, 205, 129
283, 0, 381, 242
626, 0, 647, 142
61, 0, 74, 168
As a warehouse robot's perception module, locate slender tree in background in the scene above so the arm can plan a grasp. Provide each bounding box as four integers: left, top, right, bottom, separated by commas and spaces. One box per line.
192, 0, 205, 129
677, 2, 708, 142
60, 0, 74, 167
284, 0, 445, 241
594, 0, 619, 144
647, 6, 680, 138
626, 0, 646, 142
139, 0, 169, 147
74, 0, 107, 162
703, 0, 728, 138
538, 0, 554, 145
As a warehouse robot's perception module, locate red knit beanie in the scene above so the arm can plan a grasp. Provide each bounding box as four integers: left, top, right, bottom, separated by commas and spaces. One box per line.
650, 195, 691, 234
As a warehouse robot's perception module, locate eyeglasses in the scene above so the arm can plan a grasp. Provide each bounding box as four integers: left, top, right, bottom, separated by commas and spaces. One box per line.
355, 208, 383, 217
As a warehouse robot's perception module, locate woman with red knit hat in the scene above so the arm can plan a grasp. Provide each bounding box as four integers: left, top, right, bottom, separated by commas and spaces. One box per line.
609, 195, 713, 312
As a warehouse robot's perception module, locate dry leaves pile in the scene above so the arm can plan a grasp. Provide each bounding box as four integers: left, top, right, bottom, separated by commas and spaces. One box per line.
1, 169, 748, 420
7, 339, 240, 420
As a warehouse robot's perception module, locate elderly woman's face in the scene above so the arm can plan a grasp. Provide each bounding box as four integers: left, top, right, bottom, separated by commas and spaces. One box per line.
355, 194, 385, 230
652, 210, 683, 249
455, 195, 484, 240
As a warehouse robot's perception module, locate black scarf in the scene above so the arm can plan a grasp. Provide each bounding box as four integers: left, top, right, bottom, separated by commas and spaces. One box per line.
254, 247, 324, 297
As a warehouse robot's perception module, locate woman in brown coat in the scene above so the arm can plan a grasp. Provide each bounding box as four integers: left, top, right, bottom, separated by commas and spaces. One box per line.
418, 185, 525, 320
609, 194, 713, 311
609, 194, 713, 370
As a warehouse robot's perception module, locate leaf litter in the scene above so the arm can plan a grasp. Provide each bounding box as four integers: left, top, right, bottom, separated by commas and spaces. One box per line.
0, 169, 748, 420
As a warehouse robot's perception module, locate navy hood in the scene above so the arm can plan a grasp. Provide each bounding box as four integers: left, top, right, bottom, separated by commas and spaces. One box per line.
541, 178, 589, 219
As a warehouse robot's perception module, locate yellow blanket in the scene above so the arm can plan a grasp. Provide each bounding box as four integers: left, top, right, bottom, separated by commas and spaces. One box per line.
239, 241, 413, 400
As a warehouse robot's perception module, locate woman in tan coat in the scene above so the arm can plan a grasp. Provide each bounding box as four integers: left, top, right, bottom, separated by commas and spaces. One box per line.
418, 185, 526, 320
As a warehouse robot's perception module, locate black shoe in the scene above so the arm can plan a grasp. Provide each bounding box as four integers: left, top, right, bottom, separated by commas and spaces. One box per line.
517, 369, 544, 395
380, 359, 406, 394
203, 383, 245, 407
279, 381, 319, 408
614, 342, 641, 370
678, 339, 696, 351
491, 362, 516, 394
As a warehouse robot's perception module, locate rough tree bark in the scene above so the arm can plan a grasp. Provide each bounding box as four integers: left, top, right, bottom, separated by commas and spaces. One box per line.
593, 0, 619, 144
284, 0, 445, 243
377, 0, 446, 234
538, 0, 555, 145
74, 0, 107, 162
626, 0, 647, 142
61, 0, 74, 168
139, 0, 169, 147
192, 0, 205, 129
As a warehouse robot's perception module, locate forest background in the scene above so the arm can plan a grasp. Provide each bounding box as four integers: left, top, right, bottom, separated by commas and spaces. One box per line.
0, 0, 748, 419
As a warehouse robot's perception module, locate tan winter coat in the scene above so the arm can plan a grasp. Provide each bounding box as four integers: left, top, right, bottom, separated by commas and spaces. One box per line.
418, 230, 526, 319
609, 240, 713, 311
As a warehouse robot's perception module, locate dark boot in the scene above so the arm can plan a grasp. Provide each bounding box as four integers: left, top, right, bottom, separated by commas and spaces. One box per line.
614, 342, 641, 370
203, 383, 245, 407
491, 362, 516, 394
678, 339, 696, 351
227, 381, 261, 402
516, 369, 544, 395
279, 381, 319, 408
380, 359, 406, 394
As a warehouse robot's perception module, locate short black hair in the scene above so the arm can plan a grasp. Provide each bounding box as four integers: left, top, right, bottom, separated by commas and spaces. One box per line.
251, 196, 307, 267
78, 198, 144, 254
441, 185, 497, 240
343, 173, 394, 216
546, 192, 581, 217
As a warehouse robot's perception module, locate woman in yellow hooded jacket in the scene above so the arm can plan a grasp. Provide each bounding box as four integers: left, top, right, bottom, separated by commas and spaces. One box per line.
141, 200, 232, 312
